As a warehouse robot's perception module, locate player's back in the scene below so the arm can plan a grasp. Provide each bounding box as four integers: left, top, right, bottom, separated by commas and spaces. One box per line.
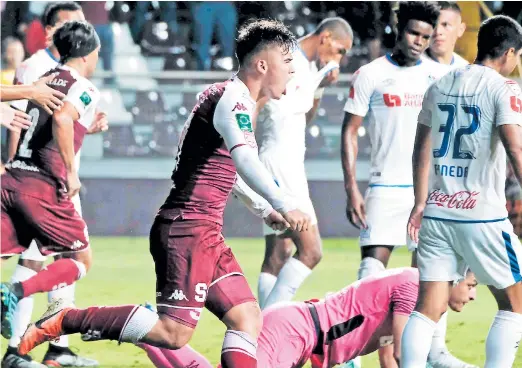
159, 78, 256, 225
313, 267, 419, 366
4, 66, 99, 196
423, 64, 522, 221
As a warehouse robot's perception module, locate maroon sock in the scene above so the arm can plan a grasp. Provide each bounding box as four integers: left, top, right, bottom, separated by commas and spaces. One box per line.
63, 305, 137, 341
21, 259, 83, 298
220, 330, 257, 368
221, 351, 257, 368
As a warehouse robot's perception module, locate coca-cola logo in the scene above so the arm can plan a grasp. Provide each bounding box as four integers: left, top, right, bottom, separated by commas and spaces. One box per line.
426, 189, 479, 210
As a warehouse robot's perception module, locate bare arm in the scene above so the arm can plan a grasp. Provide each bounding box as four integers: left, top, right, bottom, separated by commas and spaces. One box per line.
2, 84, 38, 101
392, 314, 409, 365
500, 124, 522, 185
53, 102, 79, 173
379, 345, 399, 368
412, 124, 432, 207
341, 112, 364, 193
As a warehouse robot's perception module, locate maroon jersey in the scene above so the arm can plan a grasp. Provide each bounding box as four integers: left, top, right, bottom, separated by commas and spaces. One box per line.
4, 65, 99, 197
159, 78, 257, 225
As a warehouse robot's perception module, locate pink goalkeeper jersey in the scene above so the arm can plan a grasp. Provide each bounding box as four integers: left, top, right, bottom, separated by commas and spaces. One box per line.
312, 267, 419, 367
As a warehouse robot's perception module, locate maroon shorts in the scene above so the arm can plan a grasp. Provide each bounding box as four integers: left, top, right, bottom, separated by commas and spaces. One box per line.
150, 214, 256, 328
1, 188, 89, 258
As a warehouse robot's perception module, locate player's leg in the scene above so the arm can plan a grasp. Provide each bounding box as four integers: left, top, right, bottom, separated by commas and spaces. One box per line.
263, 201, 322, 309
401, 219, 461, 367
457, 220, 522, 368
138, 343, 213, 368
358, 245, 393, 279
258, 234, 293, 309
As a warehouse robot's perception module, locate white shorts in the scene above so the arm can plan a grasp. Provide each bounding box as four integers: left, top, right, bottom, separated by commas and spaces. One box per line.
359, 186, 417, 250
259, 154, 317, 236
20, 194, 83, 262
417, 218, 522, 290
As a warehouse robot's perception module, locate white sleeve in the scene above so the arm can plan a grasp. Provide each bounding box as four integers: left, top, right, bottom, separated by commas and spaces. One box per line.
9, 63, 37, 111
418, 85, 434, 127
64, 80, 100, 127
213, 94, 296, 214
343, 66, 374, 117
494, 80, 522, 127
232, 174, 273, 218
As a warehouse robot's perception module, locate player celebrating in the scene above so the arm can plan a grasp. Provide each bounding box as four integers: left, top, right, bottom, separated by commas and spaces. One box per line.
256, 17, 353, 310
402, 15, 522, 368
2, 3, 106, 368
18, 19, 310, 368
425, 1, 468, 68
134, 268, 477, 368
1, 18, 100, 357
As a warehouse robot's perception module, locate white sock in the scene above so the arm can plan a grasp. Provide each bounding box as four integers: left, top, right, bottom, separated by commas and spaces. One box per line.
263, 258, 312, 309
120, 306, 159, 343
484, 310, 522, 368
357, 257, 385, 280
221, 330, 257, 360
9, 265, 37, 348
401, 311, 436, 367
429, 311, 448, 354
257, 272, 277, 310
47, 282, 76, 348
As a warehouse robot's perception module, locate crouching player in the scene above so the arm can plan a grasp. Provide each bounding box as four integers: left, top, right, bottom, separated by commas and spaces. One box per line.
136, 267, 477, 368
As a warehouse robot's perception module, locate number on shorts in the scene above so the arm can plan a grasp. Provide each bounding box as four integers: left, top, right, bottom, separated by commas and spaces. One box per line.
18, 107, 40, 158
194, 283, 207, 302
433, 103, 481, 159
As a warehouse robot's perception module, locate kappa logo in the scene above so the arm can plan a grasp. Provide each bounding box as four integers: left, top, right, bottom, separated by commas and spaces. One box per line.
232, 102, 247, 112
383, 94, 402, 107
167, 289, 189, 301
71, 240, 85, 249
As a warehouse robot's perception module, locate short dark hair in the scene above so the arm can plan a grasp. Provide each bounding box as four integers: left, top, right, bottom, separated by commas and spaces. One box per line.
53, 21, 98, 63
396, 1, 440, 34
438, 1, 461, 13
236, 19, 297, 66
314, 17, 354, 40
477, 15, 522, 60
42, 2, 82, 28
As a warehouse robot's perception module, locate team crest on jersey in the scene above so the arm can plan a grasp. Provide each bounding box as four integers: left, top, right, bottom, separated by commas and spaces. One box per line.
235, 113, 253, 132
80, 91, 92, 107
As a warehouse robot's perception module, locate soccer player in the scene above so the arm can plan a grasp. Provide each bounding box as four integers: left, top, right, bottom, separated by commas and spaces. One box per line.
134, 268, 478, 368
18, 19, 310, 368
1, 18, 101, 362
256, 17, 353, 310
424, 1, 468, 68
402, 15, 522, 368
2, 4, 105, 368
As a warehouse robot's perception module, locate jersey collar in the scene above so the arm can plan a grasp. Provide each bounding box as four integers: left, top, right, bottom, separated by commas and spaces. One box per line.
385, 52, 422, 67
45, 48, 60, 63
232, 76, 256, 105
426, 49, 455, 65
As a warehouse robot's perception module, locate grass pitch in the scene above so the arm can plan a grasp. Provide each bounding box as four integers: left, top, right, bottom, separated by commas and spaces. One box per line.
1, 237, 519, 367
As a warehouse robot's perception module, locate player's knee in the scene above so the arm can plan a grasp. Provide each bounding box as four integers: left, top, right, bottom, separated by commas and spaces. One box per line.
18, 259, 44, 272
297, 245, 323, 269
156, 316, 194, 349
358, 257, 385, 280
71, 248, 93, 273
223, 301, 263, 338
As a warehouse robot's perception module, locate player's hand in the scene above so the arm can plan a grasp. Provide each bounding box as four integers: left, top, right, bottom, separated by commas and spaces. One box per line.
87, 111, 109, 134
319, 67, 340, 88
282, 209, 311, 232
264, 210, 290, 231
30, 73, 66, 115
346, 188, 367, 229
0, 104, 32, 132
407, 204, 425, 243
65, 171, 81, 199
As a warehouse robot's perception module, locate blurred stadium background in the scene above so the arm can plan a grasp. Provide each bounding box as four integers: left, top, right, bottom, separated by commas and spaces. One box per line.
1, 1, 522, 367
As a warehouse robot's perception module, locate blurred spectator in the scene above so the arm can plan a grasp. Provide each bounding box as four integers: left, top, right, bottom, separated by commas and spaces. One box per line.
189, 2, 237, 71
130, 1, 179, 45
1, 1, 29, 41
79, 1, 114, 83
25, 15, 46, 55
0, 36, 24, 85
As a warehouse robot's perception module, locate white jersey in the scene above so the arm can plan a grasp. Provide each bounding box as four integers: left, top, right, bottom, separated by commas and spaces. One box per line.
419, 65, 522, 221
257, 48, 338, 161
423, 52, 469, 72
344, 54, 446, 186
10, 48, 83, 169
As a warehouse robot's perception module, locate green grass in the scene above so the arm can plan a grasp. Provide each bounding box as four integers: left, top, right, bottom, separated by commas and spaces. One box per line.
1, 237, 520, 367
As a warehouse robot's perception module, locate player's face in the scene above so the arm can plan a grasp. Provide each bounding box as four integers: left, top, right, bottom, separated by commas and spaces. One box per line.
261, 45, 295, 100
317, 32, 353, 68
46, 10, 86, 45
500, 47, 522, 77
430, 10, 465, 56
448, 273, 477, 312
398, 20, 434, 62
85, 46, 101, 78
5, 40, 25, 68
